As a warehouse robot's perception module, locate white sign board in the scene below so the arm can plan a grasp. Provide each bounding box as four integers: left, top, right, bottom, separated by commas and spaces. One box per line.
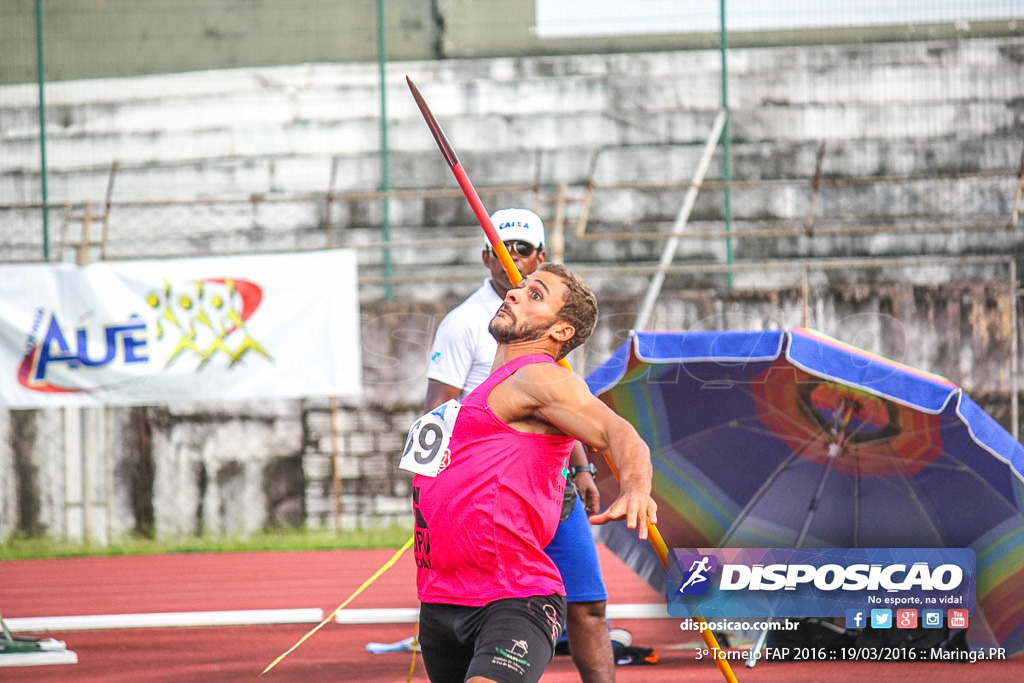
535, 1, 1021, 38
0, 250, 362, 407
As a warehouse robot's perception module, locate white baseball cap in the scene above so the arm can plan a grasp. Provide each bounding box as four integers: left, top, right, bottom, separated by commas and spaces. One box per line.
487, 208, 545, 250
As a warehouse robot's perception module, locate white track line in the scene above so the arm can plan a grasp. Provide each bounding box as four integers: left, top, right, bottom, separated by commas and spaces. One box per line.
5, 603, 669, 631
5, 608, 323, 632
335, 603, 669, 624
606, 603, 671, 619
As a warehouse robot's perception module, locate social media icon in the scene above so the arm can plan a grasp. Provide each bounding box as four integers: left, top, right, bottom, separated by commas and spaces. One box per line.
922, 609, 943, 628
948, 609, 969, 629
845, 609, 866, 629
896, 609, 917, 628
871, 609, 892, 628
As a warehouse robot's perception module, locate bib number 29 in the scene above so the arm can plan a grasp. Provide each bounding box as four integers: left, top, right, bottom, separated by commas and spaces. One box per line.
399, 399, 461, 477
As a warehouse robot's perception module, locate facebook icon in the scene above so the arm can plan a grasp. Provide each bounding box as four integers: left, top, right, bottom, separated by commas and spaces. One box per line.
845, 609, 866, 629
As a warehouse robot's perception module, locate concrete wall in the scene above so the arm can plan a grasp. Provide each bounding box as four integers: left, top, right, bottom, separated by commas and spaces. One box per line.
0, 0, 439, 84
6, 0, 1017, 85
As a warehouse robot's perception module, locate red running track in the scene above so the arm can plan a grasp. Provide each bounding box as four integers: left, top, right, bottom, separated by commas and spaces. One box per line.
2, 545, 1022, 682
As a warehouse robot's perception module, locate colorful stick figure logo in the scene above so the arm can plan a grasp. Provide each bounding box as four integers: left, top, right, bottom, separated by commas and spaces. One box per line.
147, 277, 271, 368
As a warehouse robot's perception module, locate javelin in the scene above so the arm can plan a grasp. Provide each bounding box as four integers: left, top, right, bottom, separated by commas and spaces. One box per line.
406, 76, 524, 288
406, 75, 738, 683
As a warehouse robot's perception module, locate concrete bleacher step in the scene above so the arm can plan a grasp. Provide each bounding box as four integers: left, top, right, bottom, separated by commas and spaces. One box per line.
2, 38, 1020, 296
2, 38, 1018, 160
3, 130, 1017, 207
3, 94, 1014, 177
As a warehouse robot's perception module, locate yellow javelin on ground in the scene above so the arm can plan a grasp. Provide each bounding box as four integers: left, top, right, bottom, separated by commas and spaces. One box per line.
258, 538, 414, 677
407, 75, 739, 683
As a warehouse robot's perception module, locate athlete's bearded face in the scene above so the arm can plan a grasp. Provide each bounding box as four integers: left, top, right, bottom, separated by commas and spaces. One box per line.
487, 272, 567, 345
487, 302, 553, 344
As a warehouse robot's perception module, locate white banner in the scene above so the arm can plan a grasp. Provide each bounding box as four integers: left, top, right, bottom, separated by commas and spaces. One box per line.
0, 250, 362, 407
536, 1, 1022, 38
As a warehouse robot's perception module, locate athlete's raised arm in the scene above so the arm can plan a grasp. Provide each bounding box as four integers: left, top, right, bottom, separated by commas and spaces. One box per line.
506, 362, 657, 539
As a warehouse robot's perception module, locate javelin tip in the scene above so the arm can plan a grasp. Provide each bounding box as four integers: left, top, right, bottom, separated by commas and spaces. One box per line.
406, 75, 459, 168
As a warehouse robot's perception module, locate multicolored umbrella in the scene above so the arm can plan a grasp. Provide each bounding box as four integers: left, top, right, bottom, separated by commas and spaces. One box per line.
586, 328, 1024, 655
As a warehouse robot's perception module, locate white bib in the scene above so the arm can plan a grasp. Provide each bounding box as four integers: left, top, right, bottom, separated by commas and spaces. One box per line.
398, 399, 461, 477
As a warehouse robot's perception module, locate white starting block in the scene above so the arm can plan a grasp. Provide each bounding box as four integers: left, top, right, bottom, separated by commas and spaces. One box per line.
0, 612, 78, 668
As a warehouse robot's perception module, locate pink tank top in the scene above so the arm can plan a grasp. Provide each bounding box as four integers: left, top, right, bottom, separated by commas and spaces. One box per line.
413, 354, 574, 605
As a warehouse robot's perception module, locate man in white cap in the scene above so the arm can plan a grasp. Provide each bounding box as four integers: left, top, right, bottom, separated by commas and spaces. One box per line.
424, 208, 619, 683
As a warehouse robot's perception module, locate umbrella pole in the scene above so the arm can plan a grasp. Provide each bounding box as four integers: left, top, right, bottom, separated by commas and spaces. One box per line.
719, 417, 830, 546
720, 382, 835, 546
853, 452, 861, 547
749, 444, 842, 668
794, 443, 841, 548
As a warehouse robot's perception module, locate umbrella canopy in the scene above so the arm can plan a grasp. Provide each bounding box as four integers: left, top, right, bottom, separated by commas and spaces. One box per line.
586, 328, 1024, 655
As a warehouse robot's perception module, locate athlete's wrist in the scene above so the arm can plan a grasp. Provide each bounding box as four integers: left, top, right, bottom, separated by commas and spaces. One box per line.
568, 463, 597, 479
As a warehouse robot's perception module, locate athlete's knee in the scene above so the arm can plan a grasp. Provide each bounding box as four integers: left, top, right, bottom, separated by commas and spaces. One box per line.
568, 600, 607, 621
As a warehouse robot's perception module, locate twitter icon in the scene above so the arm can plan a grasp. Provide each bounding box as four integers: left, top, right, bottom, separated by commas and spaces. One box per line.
871, 609, 892, 629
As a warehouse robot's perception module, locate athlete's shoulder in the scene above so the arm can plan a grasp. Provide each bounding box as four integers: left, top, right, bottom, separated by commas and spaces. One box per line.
509, 357, 579, 395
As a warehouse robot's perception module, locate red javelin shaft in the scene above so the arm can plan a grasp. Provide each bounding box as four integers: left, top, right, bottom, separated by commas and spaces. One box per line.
405, 76, 523, 288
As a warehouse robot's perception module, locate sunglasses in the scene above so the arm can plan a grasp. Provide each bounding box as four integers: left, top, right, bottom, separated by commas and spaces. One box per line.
490, 241, 539, 258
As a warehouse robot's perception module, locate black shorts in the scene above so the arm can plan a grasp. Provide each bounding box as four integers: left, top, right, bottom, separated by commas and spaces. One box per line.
418, 594, 566, 683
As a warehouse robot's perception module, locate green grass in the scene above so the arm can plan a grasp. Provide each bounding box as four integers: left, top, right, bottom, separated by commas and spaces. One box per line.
0, 524, 414, 560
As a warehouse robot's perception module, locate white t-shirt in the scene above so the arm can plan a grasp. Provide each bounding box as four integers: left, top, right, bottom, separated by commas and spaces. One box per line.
427, 279, 502, 400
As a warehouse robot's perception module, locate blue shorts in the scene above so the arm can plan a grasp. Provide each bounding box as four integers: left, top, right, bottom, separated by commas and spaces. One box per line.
544, 496, 608, 603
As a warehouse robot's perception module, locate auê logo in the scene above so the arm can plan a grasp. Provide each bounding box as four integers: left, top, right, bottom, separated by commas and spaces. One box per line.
677, 554, 717, 595
18, 277, 268, 394
17, 312, 148, 395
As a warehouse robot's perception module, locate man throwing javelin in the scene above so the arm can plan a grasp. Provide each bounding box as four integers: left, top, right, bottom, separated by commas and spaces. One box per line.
407, 263, 657, 683
424, 208, 619, 682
